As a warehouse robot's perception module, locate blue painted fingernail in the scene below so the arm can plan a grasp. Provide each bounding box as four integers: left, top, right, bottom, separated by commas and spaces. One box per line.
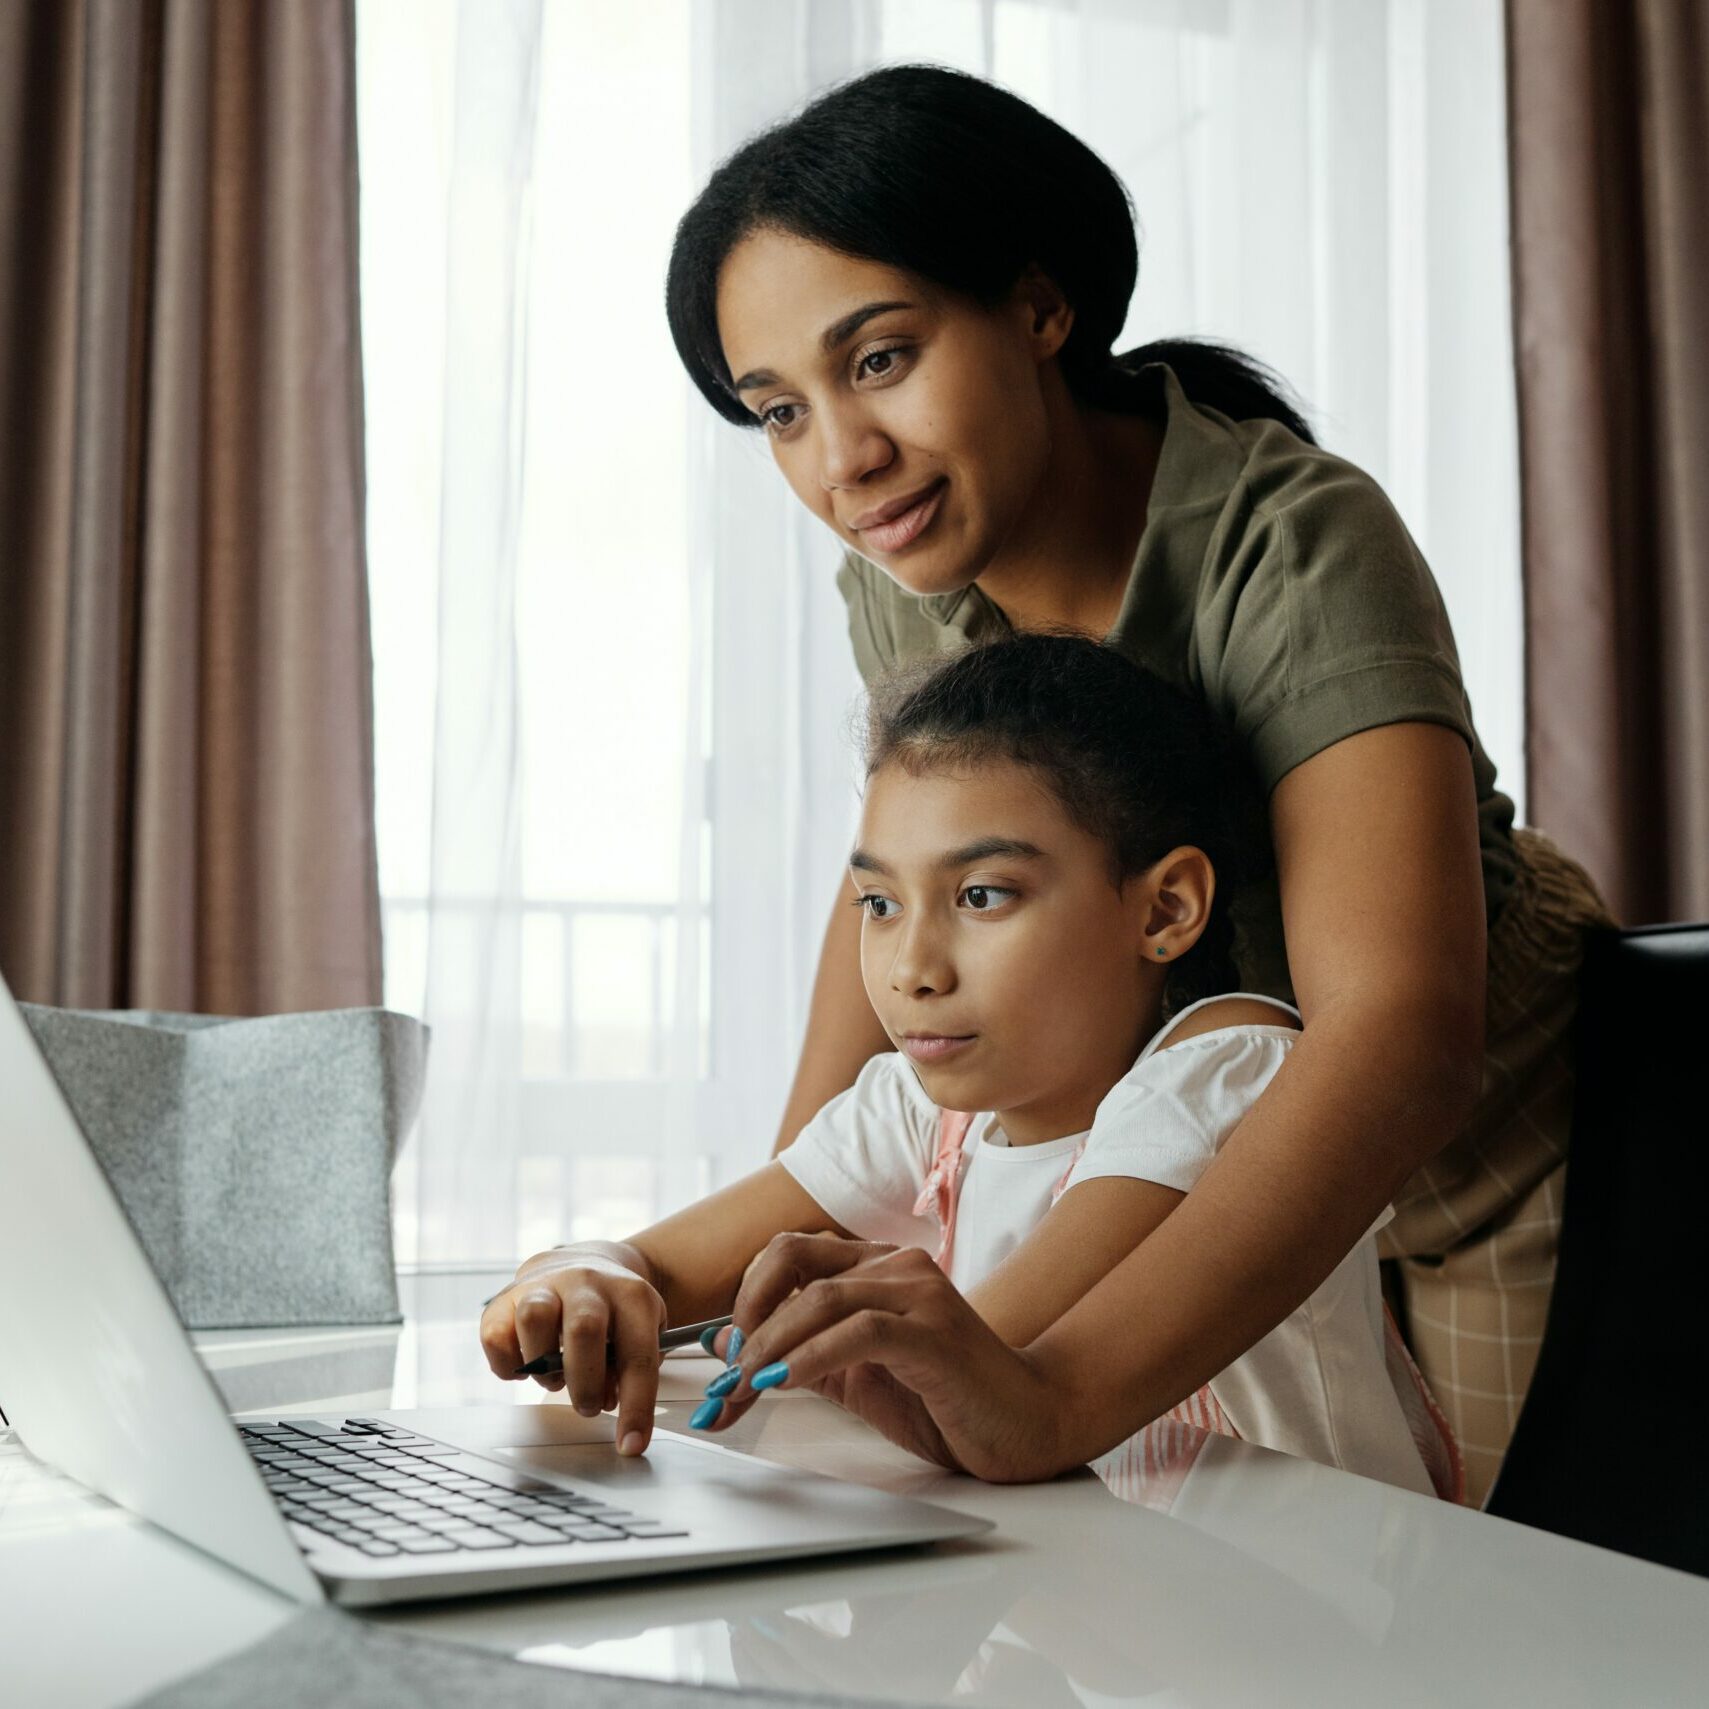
689, 1396, 724, 1430
726, 1326, 745, 1362
698, 1325, 719, 1355
750, 1361, 789, 1391
703, 1366, 741, 1399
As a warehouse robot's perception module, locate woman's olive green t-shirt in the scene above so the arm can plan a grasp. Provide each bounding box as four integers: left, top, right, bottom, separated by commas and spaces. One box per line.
834, 361, 1518, 1004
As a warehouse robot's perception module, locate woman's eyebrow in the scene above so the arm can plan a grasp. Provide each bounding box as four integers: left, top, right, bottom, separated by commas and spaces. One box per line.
848, 837, 1050, 877
733, 299, 917, 393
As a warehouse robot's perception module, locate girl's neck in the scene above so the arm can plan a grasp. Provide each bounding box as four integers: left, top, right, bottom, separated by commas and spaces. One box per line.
974, 397, 1164, 640
988, 1003, 1164, 1146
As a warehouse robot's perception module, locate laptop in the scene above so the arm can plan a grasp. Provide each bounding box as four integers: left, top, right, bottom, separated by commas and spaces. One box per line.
0, 972, 990, 1606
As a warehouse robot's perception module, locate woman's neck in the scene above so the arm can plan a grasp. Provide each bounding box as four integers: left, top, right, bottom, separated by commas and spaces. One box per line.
975, 397, 1164, 639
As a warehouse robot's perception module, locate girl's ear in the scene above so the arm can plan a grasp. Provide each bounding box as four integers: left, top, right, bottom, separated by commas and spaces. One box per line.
1139, 846, 1217, 963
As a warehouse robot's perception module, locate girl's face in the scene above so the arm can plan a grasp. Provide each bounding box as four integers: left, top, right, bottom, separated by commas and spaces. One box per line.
850, 756, 1195, 1144
714, 228, 1066, 600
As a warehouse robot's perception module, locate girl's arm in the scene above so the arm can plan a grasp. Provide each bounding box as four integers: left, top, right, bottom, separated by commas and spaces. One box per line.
710, 997, 1292, 1439
703, 722, 1486, 1476
479, 1161, 844, 1455
625, 1163, 850, 1325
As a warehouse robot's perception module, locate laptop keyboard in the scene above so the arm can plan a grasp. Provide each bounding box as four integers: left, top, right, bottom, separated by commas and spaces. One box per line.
241, 1417, 688, 1559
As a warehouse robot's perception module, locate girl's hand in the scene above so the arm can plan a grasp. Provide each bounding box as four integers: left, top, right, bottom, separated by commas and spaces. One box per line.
699, 1232, 1066, 1482
477, 1246, 666, 1455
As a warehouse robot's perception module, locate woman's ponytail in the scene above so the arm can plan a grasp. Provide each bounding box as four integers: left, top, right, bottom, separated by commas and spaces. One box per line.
1086, 337, 1316, 445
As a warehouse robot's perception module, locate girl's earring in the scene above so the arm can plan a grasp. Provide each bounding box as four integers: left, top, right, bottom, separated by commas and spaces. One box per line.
1155, 947, 1168, 959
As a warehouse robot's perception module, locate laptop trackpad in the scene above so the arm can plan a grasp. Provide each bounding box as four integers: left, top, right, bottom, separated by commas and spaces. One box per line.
487, 1437, 790, 1495
372, 1405, 779, 1494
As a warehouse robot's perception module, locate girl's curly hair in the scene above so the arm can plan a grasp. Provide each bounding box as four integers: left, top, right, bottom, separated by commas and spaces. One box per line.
860, 630, 1271, 1014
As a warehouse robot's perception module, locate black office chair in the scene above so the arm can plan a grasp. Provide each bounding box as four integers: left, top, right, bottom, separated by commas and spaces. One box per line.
1483, 922, 1709, 1577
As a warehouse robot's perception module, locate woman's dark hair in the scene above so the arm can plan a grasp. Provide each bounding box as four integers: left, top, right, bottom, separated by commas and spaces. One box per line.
860, 632, 1271, 1014
666, 62, 1313, 442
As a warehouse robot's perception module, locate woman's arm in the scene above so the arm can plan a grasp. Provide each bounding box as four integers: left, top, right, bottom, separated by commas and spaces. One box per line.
771, 861, 893, 1154
704, 722, 1487, 1476
1027, 719, 1486, 1457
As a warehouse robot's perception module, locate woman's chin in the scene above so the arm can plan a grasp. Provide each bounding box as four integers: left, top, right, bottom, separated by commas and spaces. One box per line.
858, 541, 979, 601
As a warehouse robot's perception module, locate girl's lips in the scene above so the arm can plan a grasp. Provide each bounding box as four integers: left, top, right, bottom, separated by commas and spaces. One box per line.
860, 479, 946, 553
902, 1034, 976, 1063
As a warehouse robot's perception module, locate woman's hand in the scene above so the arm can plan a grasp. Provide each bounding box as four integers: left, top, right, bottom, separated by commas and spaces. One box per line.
477, 1244, 666, 1455
698, 1232, 1067, 1483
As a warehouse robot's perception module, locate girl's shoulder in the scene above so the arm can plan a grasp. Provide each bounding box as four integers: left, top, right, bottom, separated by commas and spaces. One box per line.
1155, 994, 1301, 1052
1073, 996, 1301, 1190
841, 1048, 948, 1154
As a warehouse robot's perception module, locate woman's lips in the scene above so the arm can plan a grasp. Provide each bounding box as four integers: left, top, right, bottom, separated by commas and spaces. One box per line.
859, 479, 946, 553
901, 1034, 976, 1063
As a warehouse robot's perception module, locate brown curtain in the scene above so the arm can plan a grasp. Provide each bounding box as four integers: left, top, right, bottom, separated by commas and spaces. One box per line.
0, 0, 382, 1012
1507, 0, 1709, 925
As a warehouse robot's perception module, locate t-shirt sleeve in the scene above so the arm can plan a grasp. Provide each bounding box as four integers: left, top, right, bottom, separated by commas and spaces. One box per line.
1066, 1026, 1394, 1239
1206, 455, 1478, 793
777, 1050, 942, 1249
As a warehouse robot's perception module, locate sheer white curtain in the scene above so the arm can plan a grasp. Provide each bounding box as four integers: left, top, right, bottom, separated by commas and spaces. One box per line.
357, 0, 1521, 1271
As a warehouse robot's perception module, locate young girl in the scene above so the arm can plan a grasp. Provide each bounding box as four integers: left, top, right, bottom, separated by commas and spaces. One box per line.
480, 634, 1460, 1500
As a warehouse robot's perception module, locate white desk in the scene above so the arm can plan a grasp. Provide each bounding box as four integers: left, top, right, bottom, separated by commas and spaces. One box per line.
3, 1271, 1705, 1707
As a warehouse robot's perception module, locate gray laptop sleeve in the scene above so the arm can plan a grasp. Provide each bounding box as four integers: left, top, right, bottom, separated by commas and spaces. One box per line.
132, 1607, 932, 1709
19, 1003, 427, 1330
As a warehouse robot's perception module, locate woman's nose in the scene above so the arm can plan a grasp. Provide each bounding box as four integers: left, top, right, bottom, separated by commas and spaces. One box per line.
817, 403, 893, 491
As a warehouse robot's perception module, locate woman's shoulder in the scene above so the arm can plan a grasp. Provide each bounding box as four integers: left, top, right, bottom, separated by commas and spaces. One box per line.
1140, 384, 1480, 793
1150, 361, 1405, 540
1192, 422, 1427, 594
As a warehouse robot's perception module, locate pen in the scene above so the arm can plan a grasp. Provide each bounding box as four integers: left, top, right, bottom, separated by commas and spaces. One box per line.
512, 1313, 733, 1378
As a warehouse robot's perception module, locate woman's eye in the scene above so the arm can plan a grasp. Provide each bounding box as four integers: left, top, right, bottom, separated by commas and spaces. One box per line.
854, 894, 898, 921
856, 344, 908, 381
758, 347, 910, 436
960, 885, 1016, 912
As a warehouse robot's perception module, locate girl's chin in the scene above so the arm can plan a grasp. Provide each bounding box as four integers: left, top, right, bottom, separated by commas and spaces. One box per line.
913, 1058, 998, 1104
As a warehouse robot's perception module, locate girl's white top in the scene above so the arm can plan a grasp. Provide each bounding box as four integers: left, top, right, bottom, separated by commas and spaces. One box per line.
779, 993, 1436, 1496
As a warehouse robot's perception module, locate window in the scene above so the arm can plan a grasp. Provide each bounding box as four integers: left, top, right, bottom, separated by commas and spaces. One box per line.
358, 0, 1521, 1267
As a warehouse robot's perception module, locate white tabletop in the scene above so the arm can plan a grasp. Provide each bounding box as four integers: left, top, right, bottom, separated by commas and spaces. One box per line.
3, 1270, 1705, 1708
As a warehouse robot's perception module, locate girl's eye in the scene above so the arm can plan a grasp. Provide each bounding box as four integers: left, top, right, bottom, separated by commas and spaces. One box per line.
851, 894, 898, 921
960, 885, 1016, 912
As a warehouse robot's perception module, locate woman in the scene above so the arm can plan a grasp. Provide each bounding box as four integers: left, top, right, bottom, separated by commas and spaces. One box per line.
661, 63, 1609, 1502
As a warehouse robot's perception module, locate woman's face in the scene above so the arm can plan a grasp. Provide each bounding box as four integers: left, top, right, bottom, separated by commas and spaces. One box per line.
715, 228, 1066, 599
850, 755, 1164, 1143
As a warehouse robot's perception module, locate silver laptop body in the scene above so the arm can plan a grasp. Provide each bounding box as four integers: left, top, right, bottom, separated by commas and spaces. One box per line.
0, 972, 990, 1606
